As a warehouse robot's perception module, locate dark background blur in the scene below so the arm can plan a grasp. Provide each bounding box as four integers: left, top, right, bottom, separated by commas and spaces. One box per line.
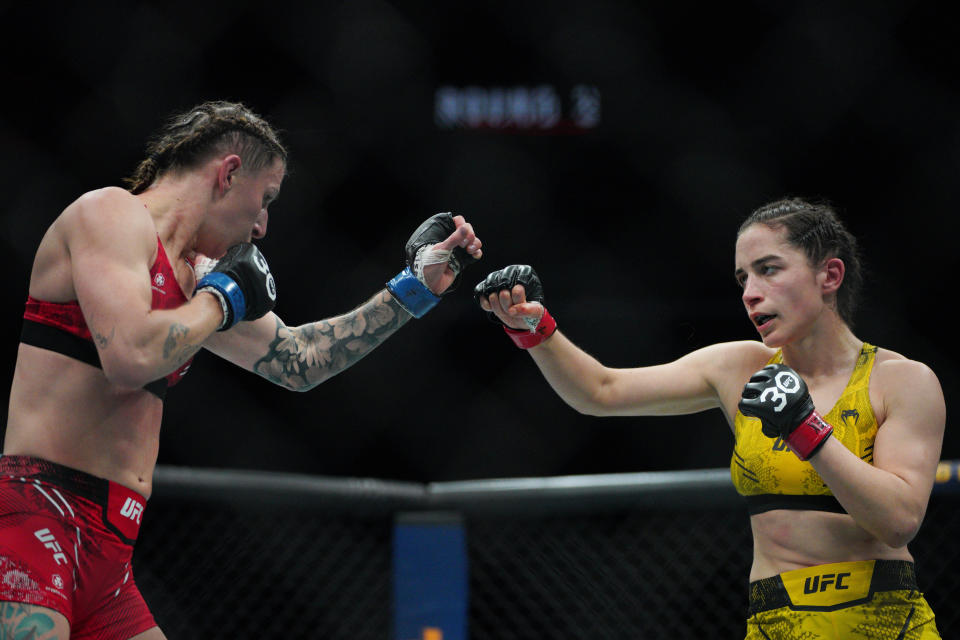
1, 1, 957, 483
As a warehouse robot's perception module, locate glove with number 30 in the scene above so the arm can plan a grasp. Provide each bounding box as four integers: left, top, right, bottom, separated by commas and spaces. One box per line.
738, 363, 833, 461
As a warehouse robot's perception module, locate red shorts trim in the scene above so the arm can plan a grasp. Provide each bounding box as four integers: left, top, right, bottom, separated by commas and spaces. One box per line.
0, 456, 157, 639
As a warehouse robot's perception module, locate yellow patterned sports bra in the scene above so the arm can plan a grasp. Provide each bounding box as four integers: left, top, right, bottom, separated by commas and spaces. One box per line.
731, 343, 879, 515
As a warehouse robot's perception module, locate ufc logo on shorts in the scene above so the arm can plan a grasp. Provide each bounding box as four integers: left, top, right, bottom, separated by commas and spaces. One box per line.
34, 528, 69, 566
803, 572, 851, 594
120, 497, 144, 524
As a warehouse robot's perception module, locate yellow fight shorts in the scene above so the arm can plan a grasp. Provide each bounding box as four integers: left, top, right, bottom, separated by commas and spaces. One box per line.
745, 560, 940, 639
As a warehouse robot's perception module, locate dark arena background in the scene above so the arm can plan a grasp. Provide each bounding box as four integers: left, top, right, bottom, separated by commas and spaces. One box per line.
1, 2, 959, 638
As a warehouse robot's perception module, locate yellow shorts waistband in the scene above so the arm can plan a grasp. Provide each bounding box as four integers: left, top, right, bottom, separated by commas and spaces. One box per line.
748, 560, 918, 614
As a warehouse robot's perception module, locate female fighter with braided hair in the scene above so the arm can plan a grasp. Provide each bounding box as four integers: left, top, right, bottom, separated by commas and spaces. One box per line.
475, 198, 943, 638
0, 100, 482, 639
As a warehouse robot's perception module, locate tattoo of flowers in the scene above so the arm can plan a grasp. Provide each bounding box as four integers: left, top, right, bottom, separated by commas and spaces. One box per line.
253, 292, 407, 389
0, 602, 60, 639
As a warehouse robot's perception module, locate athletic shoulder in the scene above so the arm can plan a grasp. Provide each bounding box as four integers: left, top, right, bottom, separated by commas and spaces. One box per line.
868, 348, 944, 429
686, 340, 776, 411
873, 348, 942, 393
61, 187, 155, 248
686, 339, 774, 373
70, 186, 147, 222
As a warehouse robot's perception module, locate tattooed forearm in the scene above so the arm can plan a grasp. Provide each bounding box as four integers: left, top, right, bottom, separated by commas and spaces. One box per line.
92, 326, 115, 349
0, 602, 61, 639
253, 291, 411, 390
162, 322, 201, 363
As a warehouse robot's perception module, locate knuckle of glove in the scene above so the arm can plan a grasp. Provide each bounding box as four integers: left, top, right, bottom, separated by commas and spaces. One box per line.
475, 265, 541, 298
473, 278, 496, 308
737, 396, 769, 423
738, 363, 814, 438
477, 268, 510, 297
405, 213, 455, 261
516, 265, 545, 303
405, 212, 477, 295
473, 265, 547, 308
473, 274, 505, 325
219, 243, 277, 321
474, 268, 516, 326
501, 264, 545, 303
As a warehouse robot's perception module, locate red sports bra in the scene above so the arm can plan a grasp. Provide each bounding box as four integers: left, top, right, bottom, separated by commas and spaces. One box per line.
20, 238, 194, 399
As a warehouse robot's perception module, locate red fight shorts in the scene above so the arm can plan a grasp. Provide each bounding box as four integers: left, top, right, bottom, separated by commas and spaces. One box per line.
0, 455, 157, 639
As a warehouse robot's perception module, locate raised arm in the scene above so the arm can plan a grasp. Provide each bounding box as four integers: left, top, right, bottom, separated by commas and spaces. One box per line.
204, 213, 482, 390
204, 291, 409, 390
473, 265, 752, 418
64, 188, 223, 388
738, 357, 945, 548
811, 359, 945, 547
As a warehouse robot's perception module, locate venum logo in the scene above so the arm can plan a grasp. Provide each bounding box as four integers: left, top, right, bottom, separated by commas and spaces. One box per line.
841, 409, 860, 426
120, 497, 144, 524
34, 529, 69, 566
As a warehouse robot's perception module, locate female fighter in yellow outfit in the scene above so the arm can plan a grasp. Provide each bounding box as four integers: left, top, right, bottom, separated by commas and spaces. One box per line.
474, 198, 943, 639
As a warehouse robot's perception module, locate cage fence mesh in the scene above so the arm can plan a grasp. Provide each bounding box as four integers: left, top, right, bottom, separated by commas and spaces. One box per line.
132, 474, 959, 639
135, 502, 393, 639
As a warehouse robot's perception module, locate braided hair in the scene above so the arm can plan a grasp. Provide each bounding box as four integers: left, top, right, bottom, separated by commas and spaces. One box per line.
739, 197, 864, 327
124, 101, 287, 194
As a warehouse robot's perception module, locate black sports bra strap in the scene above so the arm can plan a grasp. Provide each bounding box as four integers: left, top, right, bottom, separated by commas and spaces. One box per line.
20, 319, 167, 400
